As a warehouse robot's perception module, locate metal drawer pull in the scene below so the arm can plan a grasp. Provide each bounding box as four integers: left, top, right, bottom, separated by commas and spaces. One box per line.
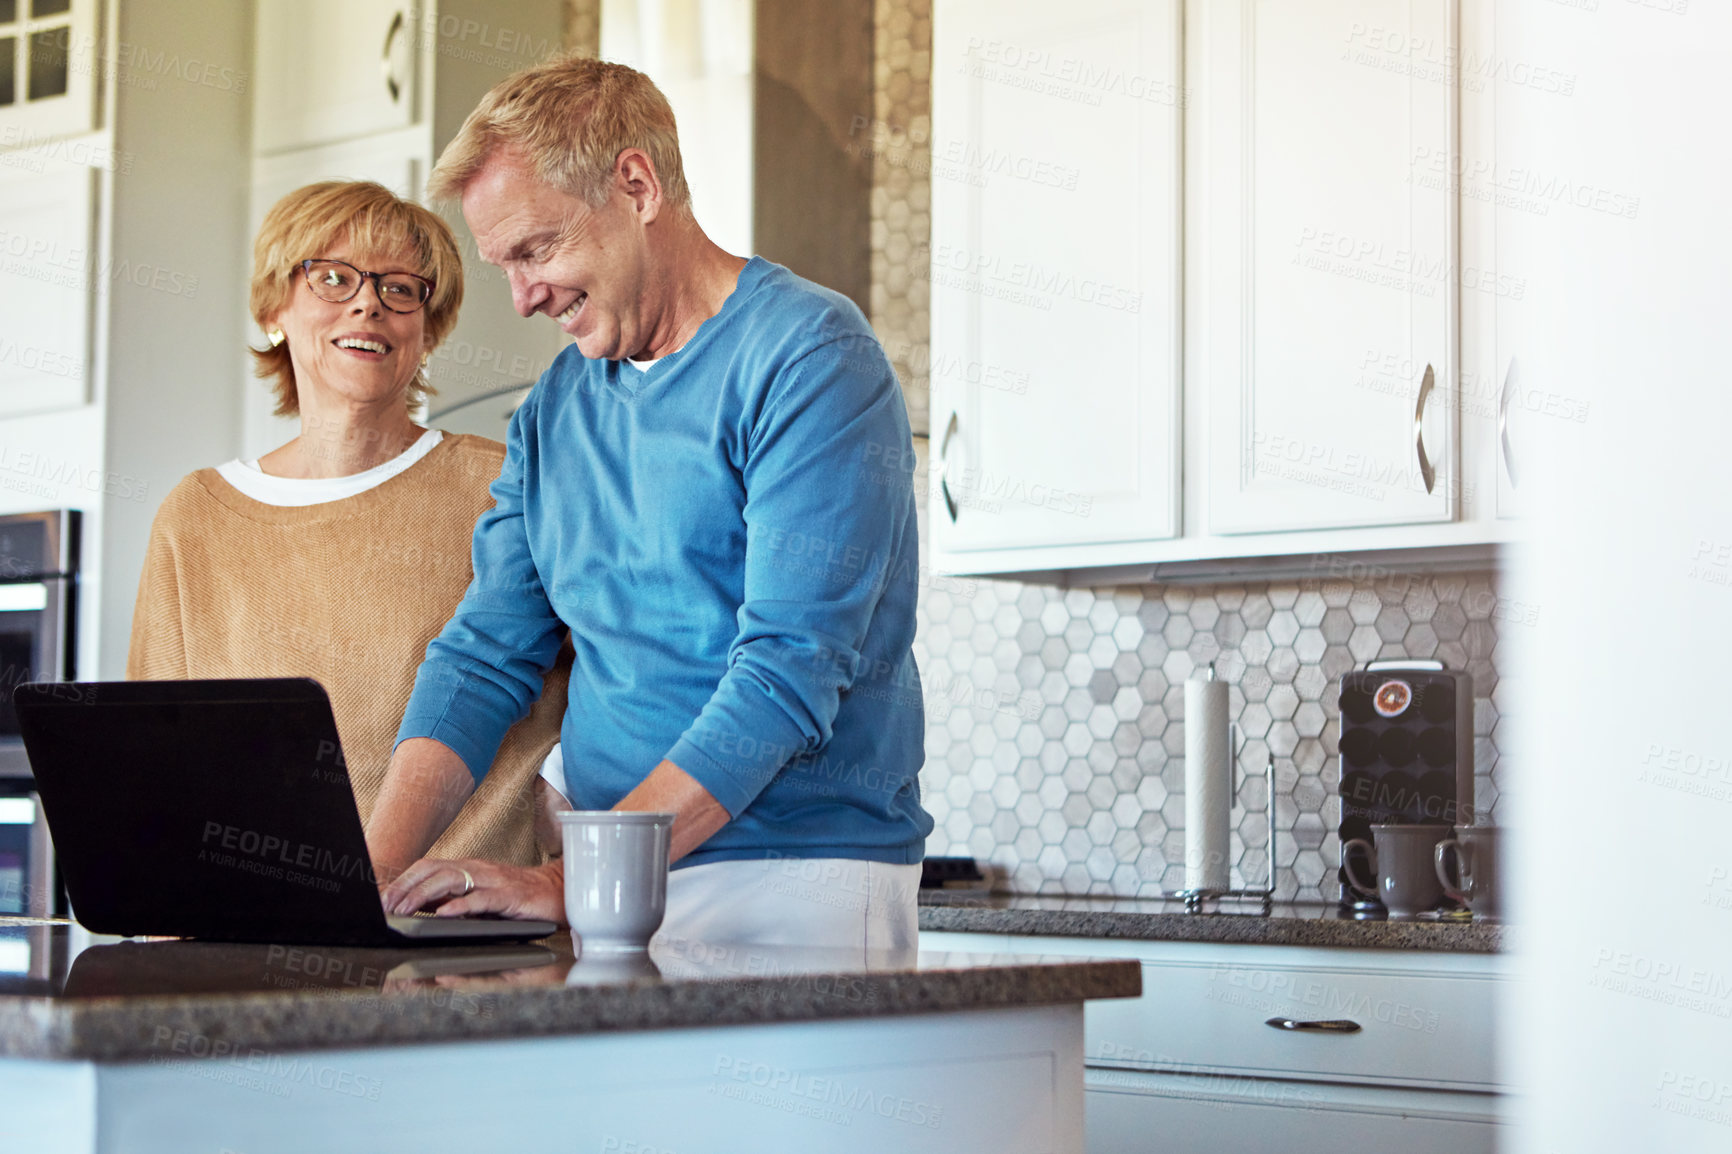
1413, 363, 1436, 494
938, 411, 960, 522
382, 10, 406, 103
1265, 1017, 1363, 1034
1498, 357, 1519, 488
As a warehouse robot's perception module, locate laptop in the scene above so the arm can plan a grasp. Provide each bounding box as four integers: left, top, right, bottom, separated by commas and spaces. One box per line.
12, 678, 558, 947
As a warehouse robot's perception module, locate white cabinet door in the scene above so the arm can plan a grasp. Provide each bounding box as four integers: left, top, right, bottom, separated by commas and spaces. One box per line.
253, 0, 419, 155
0, 159, 93, 416
1486, 0, 1577, 524
250, 131, 424, 222
929, 0, 1181, 558
1478, 0, 1603, 523
0, 0, 100, 142
1488, 2, 1529, 523
1198, 0, 1457, 535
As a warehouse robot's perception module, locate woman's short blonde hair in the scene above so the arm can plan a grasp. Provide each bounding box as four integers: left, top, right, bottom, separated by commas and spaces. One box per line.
428, 55, 690, 212
249, 181, 465, 417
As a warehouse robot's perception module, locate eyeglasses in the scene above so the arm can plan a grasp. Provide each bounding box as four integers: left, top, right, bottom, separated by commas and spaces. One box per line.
300, 259, 434, 314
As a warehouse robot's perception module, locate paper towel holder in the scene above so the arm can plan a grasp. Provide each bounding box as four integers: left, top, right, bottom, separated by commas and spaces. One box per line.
1169, 721, 1278, 914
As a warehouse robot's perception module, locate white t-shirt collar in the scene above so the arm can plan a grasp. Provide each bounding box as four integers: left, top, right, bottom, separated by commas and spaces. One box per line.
215, 428, 444, 507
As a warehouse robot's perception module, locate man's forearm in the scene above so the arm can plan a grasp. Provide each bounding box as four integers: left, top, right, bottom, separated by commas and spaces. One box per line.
615, 760, 730, 863
365, 737, 476, 882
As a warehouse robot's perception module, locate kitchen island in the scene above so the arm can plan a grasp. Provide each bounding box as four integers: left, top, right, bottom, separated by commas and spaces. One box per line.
0, 918, 1139, 1154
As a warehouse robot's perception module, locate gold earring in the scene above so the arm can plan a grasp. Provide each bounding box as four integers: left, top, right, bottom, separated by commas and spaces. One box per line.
267, 329, 286, 348
420, 352, 430, 368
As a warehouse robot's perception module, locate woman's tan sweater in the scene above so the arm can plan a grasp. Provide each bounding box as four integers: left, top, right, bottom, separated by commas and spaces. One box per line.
126, 433, 568, 867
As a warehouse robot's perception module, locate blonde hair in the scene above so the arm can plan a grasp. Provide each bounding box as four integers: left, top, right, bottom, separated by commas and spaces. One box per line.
249, 181, 465, 417
428, 55, 690, 212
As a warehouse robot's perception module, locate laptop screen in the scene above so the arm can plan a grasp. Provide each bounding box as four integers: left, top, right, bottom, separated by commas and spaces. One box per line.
15, 679, 393, 944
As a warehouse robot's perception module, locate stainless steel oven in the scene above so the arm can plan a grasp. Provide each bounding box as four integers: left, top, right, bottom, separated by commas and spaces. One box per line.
0, 510, 78, 917
0, 793, 54, 917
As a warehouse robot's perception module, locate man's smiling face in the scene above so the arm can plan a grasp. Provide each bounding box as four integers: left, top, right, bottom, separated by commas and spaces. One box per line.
463, 149, 653, 362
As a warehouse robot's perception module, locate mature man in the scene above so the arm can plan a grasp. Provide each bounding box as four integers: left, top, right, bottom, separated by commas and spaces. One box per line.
365, 56, 931, 947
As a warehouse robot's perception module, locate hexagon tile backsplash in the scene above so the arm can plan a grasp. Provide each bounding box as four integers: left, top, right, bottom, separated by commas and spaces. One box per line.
912, 571, 1509, 903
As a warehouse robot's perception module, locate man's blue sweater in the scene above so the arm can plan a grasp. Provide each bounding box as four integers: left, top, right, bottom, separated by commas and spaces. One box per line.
397, 258, 932, 867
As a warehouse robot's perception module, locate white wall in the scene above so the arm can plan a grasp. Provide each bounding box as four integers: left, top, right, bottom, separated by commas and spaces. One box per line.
96, 0, 253, 677
1507, 3, 1732, 1152
602, 0, 754, 256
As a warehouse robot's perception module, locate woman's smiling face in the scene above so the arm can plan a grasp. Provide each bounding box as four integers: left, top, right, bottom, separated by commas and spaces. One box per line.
269, 240, 431, 412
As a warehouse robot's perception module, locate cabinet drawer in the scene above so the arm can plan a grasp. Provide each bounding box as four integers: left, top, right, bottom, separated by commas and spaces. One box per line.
920, 932, 1504, 1092
1089, 952, 1499, 1091
1085, 1067, 1501, 1154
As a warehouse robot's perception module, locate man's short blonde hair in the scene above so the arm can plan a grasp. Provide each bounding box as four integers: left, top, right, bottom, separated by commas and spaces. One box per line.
249, 181, 465, 417
428, 54, 690, 212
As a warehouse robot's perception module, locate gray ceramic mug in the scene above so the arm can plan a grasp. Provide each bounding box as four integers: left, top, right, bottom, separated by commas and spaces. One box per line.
1342, 823, 1452, 916
558, 811, 675, 955
1435, 826, 1501, 917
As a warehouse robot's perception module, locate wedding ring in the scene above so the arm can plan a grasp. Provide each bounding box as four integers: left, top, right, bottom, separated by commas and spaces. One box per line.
459, 867, 475, 896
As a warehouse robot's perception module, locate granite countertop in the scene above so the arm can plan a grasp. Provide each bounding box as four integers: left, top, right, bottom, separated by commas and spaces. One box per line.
917, 891, 1505, 954
0, 920, 1140, 1063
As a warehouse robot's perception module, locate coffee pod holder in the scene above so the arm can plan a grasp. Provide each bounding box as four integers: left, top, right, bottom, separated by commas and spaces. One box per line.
1167, 724, 1278, 914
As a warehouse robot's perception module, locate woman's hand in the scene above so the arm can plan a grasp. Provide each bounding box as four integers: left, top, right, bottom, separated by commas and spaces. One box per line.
381, 857, 566, 925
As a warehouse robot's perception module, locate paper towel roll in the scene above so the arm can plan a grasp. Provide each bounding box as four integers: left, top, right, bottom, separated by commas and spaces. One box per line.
1185, 669, 1231, 892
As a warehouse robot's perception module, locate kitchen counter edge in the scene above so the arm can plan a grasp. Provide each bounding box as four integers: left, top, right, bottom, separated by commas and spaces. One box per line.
0, 951, 1141, 1063
917, 895, 1505, 954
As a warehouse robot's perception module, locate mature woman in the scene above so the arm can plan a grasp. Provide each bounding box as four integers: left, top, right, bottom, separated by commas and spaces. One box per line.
128, 180, 566, 867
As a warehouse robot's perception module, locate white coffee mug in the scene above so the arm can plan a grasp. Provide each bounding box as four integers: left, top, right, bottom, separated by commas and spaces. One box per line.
558, 811, 675, 955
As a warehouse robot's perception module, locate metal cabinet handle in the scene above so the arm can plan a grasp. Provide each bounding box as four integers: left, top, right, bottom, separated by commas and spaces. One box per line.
382, 10, 406, 103
937, 411, 960, 522
1265, 1017, 1363, 1034
1498, 357, 1519, 488
1413, 363, 1436, 495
